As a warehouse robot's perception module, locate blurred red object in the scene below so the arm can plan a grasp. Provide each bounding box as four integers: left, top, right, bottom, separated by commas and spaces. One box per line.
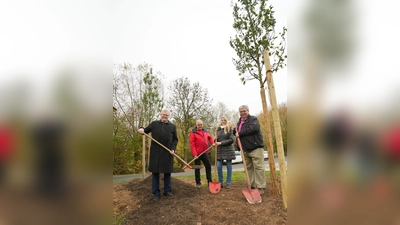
381, 124, 400, 160
0, 125, 15, 160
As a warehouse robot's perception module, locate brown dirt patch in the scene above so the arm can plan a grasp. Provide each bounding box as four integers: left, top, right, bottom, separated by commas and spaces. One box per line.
113, 175, 287, 225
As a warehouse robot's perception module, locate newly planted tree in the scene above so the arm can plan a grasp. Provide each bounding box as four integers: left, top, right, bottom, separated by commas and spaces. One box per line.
230, 0, 287, 207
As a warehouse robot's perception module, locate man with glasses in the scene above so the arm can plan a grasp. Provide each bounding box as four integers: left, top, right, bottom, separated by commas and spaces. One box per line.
190, 120, 215, 188
138, 109, 178, 202
233, 105, 266, 195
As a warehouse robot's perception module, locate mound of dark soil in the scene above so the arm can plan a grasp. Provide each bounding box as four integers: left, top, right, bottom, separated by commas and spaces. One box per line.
113, 175, 287, 225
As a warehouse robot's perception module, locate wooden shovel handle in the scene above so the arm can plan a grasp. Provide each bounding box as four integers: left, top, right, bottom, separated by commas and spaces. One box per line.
237, 137, 253, 193
182, 145, 213, 169
142, 132, 193, 169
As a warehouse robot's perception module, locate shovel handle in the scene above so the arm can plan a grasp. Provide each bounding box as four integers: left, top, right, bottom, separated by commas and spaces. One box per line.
237, 137, 253, 194
142, 132, 193, 169
182, 145, 213, 169
173, 152, 193, 169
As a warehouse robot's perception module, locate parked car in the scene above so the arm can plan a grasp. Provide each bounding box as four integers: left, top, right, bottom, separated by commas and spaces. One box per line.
263, 151, 269, 160
231, 151, 242, 164
229, 150, 268, 164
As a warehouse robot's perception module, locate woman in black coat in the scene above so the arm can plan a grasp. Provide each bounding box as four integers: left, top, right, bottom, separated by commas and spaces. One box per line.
215, 117, 236, 189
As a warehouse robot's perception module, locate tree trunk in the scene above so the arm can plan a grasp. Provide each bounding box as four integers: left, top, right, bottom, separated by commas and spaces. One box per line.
263, 49, 288, 208
142, 135, 146, 180
260, 87, 281, 196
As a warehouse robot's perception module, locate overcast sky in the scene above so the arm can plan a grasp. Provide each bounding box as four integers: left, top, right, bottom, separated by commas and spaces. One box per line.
0, 0, 287, 117
112, 0, 287, 114
2, 0, 400, 119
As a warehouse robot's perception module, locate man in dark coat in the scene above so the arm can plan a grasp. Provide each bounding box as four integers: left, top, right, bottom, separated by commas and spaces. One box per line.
233, 105, 266, 195
138, 109, 178, 202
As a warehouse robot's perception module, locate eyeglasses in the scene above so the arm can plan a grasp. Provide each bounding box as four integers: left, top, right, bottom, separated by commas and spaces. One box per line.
161, 114, 169, 116
239, 110, 247, 113
197, 124, 203, 126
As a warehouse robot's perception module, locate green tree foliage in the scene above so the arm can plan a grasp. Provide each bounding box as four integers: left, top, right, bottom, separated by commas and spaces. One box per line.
113, 62, 165, 175
229, 0, 287, 199
168, 77, 213, 162
113, 112, 142, 174
229, 0, 287, 84
113, 62, 138, 174
135, 63, 165, 127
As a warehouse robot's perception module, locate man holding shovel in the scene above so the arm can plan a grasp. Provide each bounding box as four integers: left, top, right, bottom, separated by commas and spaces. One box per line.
190, 120, 215, 188
138, 109, 178, 202
233, 105, 266, 195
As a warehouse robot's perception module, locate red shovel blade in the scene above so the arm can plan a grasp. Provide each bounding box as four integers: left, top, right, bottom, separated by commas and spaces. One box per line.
242, 189, 262, 204
209, 181, 221, 194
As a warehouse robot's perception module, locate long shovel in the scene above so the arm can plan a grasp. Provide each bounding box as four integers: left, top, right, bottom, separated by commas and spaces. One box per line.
237, 137, 262, 204
182, 145, 213, 170
142, 133, 201, 170
209, 144, 221, 193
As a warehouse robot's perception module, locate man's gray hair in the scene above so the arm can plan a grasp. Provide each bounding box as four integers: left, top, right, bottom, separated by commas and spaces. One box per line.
238, 105, 249, 111
196, 120, 203, 124
160, 109, 171, 115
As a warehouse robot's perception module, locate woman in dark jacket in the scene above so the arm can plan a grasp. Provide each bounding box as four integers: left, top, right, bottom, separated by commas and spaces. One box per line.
215, 117, 236, 189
